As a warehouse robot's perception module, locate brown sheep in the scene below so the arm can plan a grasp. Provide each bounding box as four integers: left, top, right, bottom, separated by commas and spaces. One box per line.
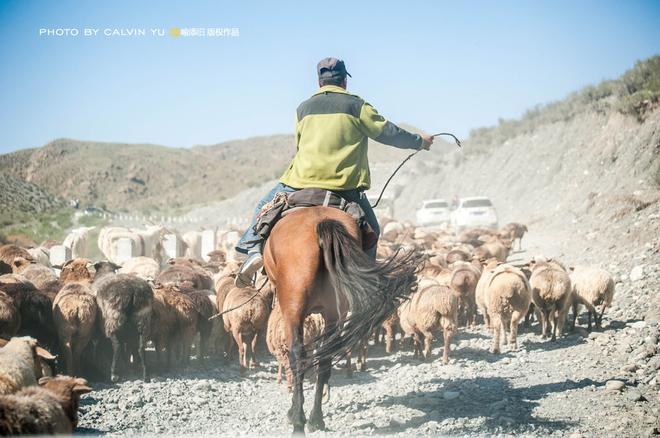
206, 249, 226, 265
0, 290, 20, 338
267, 301, 325, 391
0, 275, 58, 351
53, 283, 98, 375
457, 228, 496, 246
474, 238, 512, 263
38, 375, 92, 430
0, 336, 56, 395
379, 310, 400, 353
569, 266, 615, 330
529, 258, 573, 341
223, 286, 271, 374
0, 245, 33, 275
150, 283, 198, 369
500, 223, 528, 251
93, 269, 153, 382
214, 274, 235, 313
485, 264, 532, 353
0, 375, 91, 434
449, 261, 481, 326
11, 260, 62, 301
183, 289, 215, 363
206, 294, 227, 357
149, 285, 179, 371
58, 258, 97, 286
156, 264, 213, 290
398, 278, 459, 364
445, 248, 471, 265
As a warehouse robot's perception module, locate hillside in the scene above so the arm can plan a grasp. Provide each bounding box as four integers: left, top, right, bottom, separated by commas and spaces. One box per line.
0, 129, 430, 215
0, 135, 295, 213
0, 173, 66, 225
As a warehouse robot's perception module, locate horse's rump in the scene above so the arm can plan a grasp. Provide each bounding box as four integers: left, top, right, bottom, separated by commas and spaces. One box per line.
264, 207, 423, 370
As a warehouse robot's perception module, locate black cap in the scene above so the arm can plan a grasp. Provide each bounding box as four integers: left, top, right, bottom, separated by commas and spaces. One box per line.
317, 57, 352, 80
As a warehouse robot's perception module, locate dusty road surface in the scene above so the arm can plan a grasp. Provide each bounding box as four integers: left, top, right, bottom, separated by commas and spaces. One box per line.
76, 226, 660, 437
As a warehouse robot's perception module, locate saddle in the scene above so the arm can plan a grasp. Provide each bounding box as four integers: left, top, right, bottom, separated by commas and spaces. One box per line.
252, 188, 378, 250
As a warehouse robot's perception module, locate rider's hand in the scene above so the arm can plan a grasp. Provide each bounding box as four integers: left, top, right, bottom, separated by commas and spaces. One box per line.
420, 134, 434, 150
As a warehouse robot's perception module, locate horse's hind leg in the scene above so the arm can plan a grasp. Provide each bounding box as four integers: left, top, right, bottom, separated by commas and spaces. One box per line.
309, 322, 334, 432
287, 324, 306, 433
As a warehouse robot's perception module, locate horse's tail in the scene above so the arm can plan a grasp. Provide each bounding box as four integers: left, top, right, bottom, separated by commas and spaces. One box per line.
311, 219, 422, 368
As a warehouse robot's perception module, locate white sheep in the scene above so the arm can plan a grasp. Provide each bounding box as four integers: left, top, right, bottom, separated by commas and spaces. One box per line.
0, 336, 56, 395
569, 265, 615, 330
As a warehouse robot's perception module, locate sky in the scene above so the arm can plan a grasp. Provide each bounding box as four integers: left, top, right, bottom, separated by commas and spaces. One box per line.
0, 0, 659, 154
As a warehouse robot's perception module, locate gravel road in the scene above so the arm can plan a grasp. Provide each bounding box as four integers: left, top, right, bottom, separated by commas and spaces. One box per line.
75, 224, 660, 437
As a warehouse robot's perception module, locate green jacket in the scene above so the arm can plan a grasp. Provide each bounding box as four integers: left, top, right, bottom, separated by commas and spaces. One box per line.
280, 85, 423, 191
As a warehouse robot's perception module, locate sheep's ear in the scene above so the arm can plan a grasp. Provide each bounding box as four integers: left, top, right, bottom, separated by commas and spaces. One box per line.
0, 338, 8, 348
61, 259, 74, 268
73, 377, 92, 394
110, 262, 122, 271
38, 376, 53, 385
73, 383, 93, 395
35, 346, 56, 360
52, 264, 63, 269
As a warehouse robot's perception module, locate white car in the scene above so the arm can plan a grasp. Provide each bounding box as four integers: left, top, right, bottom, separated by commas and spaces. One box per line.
451, 197, 498, 231
416, 199, 451, 227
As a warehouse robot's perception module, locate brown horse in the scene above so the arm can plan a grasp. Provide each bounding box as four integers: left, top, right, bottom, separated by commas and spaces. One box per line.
263, 206, 421, 434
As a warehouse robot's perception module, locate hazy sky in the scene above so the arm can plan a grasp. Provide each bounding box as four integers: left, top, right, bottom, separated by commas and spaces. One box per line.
0, 0, 659, 154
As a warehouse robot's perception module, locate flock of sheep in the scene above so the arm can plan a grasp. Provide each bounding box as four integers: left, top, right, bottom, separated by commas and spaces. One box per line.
0, 219, 616, 434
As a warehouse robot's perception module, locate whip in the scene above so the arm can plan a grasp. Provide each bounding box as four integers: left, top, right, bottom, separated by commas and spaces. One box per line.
370, 132, 462, 208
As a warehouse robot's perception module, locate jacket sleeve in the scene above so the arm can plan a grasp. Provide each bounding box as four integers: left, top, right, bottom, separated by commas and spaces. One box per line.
358, 102, 423, 150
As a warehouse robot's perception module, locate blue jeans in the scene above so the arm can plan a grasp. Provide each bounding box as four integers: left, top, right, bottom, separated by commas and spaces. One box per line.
235, 182, 380, 258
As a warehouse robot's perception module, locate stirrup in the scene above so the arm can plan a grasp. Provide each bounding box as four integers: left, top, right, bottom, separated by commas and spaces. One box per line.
235, 253, 263, 288
235, 271, 256, 288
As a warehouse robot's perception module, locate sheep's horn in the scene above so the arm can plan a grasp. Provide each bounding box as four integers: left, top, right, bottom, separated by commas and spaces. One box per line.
36, 346, 56, 360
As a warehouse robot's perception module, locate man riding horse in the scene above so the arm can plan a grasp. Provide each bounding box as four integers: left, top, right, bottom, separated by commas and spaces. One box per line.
235, 57, 434, 287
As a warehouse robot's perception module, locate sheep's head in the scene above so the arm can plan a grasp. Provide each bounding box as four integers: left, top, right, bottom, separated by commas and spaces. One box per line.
59, 258, 95, 284
11, 256, 35, 273
12, 336, 57, 379
39, 376, 92, 428
93, 261, 121, 279
207, 250, 226, 264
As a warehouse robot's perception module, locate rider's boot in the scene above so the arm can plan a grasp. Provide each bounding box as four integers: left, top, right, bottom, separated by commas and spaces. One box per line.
235, 244, 263, 288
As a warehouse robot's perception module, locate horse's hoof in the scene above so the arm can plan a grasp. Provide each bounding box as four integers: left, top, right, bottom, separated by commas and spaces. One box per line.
307, 418, 326, 432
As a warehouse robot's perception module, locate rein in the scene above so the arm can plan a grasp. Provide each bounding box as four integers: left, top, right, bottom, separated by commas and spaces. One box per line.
208, 275, 270, 320
370, 132, 462, 209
